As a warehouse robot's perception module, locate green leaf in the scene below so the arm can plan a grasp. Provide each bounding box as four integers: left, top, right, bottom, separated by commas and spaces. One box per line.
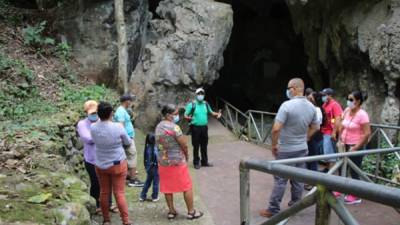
27, 193, 52, 204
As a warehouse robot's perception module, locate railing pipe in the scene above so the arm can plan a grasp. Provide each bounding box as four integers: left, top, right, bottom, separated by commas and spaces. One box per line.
261, 192, 317, 225
269, 147, 400, 165
346, 158, 374, 183
326, 194, 360, 225
241, 160, 400, 208
239, 164, 250, 225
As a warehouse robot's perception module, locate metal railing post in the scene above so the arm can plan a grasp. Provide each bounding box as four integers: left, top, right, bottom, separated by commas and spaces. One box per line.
315, 185, 331, 225
247, 112, 252, 141
375, 129, 382, 182
240, 164, 250, 225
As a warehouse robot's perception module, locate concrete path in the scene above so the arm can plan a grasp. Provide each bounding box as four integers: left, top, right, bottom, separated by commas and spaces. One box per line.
195, 118, 400, 225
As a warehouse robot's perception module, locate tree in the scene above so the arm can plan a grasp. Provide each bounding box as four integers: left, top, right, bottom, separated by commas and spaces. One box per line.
114, 0, 129, 93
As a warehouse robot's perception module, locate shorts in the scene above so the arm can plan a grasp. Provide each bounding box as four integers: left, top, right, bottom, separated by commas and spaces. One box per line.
322, 134, 337, 162
124, 138, 137, 168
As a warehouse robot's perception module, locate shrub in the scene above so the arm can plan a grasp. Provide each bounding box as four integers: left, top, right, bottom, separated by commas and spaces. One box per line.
55, 41, 71, 61
22, 21, 55, 48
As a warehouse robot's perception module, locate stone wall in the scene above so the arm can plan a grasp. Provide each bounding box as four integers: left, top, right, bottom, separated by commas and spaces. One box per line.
54, 0, 150, 88
286, 0, 400, 127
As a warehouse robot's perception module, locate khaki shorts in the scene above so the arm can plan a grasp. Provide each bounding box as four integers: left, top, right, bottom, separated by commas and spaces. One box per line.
124, 139, 137, 169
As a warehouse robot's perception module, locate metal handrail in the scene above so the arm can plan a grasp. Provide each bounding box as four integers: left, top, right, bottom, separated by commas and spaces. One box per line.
240, 147, 400, 225
213, 99, 400, 224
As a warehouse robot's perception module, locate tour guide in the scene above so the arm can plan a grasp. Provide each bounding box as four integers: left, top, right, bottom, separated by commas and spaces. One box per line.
184, 88, 222, 169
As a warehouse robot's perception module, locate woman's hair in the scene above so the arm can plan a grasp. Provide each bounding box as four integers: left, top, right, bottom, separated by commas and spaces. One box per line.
161, 104, 176, 117
145, 133, 156, 147
97, 101, 113, 120
351, 91, 368, 105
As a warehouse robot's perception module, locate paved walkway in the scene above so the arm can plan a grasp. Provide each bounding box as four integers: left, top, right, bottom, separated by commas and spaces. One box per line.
195, 118, 400, 225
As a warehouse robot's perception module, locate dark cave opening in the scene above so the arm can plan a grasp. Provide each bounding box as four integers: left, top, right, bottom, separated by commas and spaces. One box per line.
208, 0, 313, 112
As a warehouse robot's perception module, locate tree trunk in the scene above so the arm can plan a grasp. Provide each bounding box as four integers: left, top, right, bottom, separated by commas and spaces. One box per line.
114, 0, 129, 93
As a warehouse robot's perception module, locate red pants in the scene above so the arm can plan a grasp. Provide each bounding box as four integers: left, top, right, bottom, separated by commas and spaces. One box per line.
96, 161, 129, 224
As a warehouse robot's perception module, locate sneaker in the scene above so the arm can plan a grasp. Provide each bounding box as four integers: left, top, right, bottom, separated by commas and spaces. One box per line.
332, 191, 342, 198
344, 195, 362, 205
152, 197, 160, 202
127, 178, 144, 187
194, 164, 201, 169
139, 197, 145, 202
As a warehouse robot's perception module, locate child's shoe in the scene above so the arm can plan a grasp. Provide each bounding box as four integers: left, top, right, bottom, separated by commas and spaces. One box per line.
344, 195, 362, 205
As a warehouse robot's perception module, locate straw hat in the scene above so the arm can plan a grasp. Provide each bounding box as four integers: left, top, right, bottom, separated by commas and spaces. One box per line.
83, 100, 98, 114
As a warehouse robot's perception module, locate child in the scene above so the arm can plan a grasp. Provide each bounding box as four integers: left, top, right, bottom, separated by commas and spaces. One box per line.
139, 133, 160, 202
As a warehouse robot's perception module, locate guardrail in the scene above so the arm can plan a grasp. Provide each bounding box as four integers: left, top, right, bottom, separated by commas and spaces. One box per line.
214, 98, 400, 224
240, 148, 400, 225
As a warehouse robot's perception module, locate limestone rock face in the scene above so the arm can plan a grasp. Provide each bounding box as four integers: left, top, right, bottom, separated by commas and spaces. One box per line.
130, 0, 233, 130
54, 0, 150, 86
286, 0, 400, 127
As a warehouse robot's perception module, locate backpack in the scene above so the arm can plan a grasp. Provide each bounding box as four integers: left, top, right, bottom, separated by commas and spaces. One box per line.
186, 101, 211, 135
188, 101, 211, 118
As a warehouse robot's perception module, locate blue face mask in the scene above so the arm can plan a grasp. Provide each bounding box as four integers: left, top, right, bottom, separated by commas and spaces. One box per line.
196, 95, 205, 101
347, 100, 355, 109
322, 96, 328, 103
88, 114, 98, 122
286, 89, 293, 99
173, 115, 180, 123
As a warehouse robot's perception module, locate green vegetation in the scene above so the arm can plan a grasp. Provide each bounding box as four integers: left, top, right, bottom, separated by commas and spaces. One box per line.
22, 21, 55, 48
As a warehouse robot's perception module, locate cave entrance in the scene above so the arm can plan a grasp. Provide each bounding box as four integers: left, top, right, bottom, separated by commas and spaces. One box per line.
208, 0, 313, 112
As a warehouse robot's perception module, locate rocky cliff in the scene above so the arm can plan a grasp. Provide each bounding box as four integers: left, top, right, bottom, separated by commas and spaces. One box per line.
129, 0, 233, 129
287, 0, 400, 126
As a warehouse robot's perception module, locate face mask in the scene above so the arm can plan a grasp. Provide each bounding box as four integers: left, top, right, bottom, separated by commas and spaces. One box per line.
88, 114, 98, 122
286, 89, 293, 99
347, 100, 355, 109
173, 115, 180, 123
322, 96, 328, 103
196, 95, 205, 101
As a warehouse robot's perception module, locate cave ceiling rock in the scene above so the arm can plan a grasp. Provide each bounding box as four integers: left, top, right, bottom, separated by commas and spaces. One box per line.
130, 0, 233, 130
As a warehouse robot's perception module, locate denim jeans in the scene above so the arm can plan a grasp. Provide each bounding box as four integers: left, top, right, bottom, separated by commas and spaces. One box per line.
140, 166, 159, 199
322, 134, 337, 162
268, 150, 307, 214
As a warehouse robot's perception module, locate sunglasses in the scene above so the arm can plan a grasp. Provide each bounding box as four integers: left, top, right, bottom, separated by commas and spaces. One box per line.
347, 98, 355, 102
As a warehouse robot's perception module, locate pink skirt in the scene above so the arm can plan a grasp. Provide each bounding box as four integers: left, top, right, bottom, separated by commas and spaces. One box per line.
159, 164, 192, 193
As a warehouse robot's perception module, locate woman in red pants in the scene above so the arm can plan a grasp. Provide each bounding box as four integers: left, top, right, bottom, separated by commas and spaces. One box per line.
90, 101, 132, 225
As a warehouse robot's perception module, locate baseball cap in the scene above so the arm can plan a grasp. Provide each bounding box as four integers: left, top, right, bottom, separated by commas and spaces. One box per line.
195, 88, 205, 94
320, 88, 334, 96
84, 100, 98, 114
120, 94, 135, 102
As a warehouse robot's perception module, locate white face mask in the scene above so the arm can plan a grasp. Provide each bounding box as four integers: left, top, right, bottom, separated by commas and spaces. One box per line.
173, 115, 180, 123
196, 95, 205, 101
347, 100, 355, 109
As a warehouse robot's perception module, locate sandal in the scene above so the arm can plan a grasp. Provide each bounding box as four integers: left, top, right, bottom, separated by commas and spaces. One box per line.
95, 207, 102, 215
109, 205, 119, 213
187, 210, 204, 220
167, 211, 178, 220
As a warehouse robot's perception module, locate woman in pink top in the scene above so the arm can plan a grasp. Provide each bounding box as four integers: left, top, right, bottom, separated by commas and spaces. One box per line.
338, 91, 371, 204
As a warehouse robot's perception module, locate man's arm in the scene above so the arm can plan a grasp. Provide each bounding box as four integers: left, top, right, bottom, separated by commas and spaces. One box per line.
307, 123, 320, 141
271, 121, 283, 158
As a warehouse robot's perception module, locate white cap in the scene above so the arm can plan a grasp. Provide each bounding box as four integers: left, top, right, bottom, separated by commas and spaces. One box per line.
195, 88, 205, 94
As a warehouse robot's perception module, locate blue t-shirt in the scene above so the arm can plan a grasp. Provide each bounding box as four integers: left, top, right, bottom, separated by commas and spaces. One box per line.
113, 106, 135, 138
